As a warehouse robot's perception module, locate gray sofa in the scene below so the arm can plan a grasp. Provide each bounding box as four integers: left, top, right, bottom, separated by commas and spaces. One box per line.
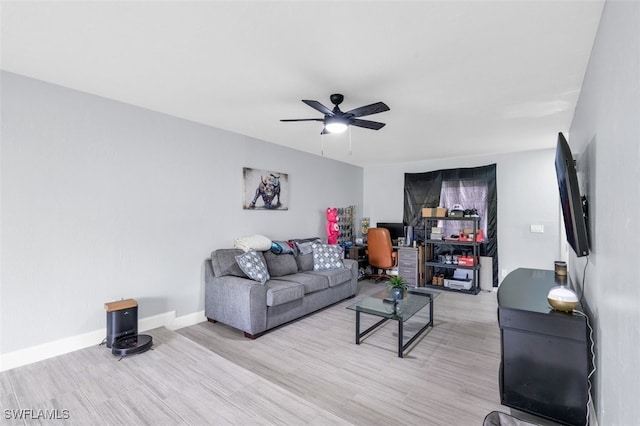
204, 239, 358, 338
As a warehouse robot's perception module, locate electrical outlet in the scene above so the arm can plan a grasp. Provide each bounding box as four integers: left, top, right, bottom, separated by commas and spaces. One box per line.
530, 224, 545, 233
501, 269, 509, 278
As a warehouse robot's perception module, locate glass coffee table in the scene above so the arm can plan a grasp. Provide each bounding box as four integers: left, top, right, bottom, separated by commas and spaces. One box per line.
346, 287, 440, 358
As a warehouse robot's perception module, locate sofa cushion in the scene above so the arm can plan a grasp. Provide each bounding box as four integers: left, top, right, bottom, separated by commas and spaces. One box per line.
211, 248, 248, 278
294, 238, 321, 254
263, 251, 299, 277
264, 280, 305, 306
293, 238, 322, 272
307, 267, 352, 287
276, 273, 329, 294
235, 250, 270, 284
295, 253, 314, 272
312, 243, 344, 271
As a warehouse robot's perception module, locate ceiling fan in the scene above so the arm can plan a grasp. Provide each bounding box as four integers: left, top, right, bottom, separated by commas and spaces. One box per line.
280, 94, 390, 134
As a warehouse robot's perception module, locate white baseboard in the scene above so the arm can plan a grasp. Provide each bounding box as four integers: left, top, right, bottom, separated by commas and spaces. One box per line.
166, 310, 207, 331
0, 310, 206, 372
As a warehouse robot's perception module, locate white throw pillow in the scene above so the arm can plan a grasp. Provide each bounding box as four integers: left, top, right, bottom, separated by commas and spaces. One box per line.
234, 234, 272, 252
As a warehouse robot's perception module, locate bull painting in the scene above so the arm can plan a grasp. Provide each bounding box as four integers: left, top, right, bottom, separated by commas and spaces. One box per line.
243, 168, 289, 210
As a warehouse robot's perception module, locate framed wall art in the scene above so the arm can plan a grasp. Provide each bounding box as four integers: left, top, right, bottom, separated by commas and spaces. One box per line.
243, 167, 289, 210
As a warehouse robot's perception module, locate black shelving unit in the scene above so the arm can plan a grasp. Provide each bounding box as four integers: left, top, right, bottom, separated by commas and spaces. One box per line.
422, 216, 481, 295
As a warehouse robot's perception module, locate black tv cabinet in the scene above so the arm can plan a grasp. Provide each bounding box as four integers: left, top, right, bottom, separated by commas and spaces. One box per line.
497, 268, 589, 426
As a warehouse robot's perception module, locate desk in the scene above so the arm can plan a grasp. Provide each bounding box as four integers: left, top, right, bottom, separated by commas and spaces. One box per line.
349, 244, 425, 286
394, 245, 428, 287
396, 246, 419, 287
346, 245, 368, 269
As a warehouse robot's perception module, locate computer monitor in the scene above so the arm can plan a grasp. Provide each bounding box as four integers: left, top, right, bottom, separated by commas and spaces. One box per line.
376, 222, 405, 243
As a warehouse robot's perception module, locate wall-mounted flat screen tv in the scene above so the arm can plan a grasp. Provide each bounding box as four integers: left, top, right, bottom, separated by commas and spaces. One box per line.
555, 132, 589, 257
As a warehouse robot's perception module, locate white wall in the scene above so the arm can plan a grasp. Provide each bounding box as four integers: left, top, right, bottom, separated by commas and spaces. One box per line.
568, 1, 640, 424
364, 148, 561, 284
0, 72, 363, 358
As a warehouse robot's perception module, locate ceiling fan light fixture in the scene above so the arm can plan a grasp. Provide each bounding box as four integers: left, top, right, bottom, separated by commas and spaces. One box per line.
325, 118, 348, 134
281, 94, 389, 135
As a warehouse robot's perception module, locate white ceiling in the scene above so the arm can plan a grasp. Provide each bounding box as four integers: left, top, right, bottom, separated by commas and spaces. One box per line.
1, 1, 604, 167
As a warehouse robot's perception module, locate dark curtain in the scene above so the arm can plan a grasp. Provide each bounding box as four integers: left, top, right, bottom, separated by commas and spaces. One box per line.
403, 164, 499, 287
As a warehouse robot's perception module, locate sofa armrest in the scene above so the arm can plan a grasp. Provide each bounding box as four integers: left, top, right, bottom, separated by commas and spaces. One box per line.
205, 260, 268, 335
342, 258, 359, 295
343, 258, 357, 272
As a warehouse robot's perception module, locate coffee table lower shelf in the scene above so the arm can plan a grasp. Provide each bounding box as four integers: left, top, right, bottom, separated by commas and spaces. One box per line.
354, 309, 433, 358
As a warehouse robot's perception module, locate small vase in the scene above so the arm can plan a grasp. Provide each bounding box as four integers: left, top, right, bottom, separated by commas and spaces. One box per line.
390, 287, 404, 300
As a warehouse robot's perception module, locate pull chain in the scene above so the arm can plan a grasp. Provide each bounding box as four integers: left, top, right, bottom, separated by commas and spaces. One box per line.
349, 127, 352, 155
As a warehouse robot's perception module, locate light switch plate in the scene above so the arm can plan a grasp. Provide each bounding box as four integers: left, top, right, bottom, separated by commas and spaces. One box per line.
530, 224, 545, 233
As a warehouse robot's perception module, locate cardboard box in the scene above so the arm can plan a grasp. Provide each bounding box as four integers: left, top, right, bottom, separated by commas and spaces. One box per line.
457, 256, 476, 266
422, 207, 447, 217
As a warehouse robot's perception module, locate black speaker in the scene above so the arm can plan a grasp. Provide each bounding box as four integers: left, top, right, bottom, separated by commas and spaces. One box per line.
105, 299, 138, 348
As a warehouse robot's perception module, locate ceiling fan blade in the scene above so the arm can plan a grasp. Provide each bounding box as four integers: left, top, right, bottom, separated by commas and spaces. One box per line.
280, 118, 324, 122
345, 102, 390, 118
302, 100, 334, 116
350, 118, 386, 130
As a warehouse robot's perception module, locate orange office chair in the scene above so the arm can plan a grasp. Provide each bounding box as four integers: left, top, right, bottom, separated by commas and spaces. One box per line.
366, 228, 398, 281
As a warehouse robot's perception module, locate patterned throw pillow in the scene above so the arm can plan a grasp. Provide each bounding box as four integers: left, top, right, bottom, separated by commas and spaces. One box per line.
312, 243, 344, 271
235, 250, 270, 284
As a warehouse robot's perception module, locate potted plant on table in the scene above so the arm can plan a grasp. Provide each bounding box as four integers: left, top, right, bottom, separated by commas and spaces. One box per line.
387, 275, 408, 300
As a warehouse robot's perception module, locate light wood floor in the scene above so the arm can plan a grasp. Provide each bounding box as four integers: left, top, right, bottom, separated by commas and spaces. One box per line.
180, 280, 506, 426
1, 280, 527, 425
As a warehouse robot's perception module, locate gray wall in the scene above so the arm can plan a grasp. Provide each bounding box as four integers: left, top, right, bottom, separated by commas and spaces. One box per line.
569, 1, 640, 424
0, 71, 363, 354
363, 148, 561, 284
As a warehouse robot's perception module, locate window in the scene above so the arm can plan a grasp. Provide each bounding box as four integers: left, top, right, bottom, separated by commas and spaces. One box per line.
439, 179, 488, 238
